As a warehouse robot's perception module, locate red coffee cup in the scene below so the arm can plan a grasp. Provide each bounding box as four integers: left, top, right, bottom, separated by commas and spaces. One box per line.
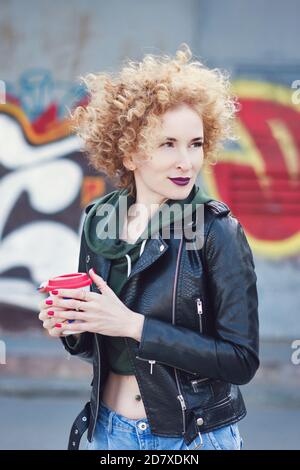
44, 272, 92, 335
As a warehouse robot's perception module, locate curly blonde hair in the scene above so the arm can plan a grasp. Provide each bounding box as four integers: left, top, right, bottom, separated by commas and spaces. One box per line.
70, 43, 239, 197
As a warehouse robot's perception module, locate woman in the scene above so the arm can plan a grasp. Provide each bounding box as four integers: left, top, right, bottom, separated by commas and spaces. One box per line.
38, 44, 259, 451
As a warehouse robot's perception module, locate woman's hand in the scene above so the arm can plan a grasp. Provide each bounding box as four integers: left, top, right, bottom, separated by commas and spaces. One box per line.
38, 268, 144, 341
38, 282, 70, 337
39, 305, 74, 337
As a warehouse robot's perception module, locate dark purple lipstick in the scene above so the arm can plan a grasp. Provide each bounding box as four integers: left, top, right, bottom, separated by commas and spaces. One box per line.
168, 177, 191, 186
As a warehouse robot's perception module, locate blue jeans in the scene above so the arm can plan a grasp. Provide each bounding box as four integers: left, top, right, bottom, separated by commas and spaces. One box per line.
85, 399, 243, 450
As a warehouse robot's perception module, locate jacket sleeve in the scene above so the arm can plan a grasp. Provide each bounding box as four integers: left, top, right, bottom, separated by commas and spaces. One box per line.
136, 214, 260, 385
60, 213, 94, 365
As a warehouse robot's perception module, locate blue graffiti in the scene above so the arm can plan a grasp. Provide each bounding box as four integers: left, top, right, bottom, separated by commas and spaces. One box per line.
4, 68, 87, 120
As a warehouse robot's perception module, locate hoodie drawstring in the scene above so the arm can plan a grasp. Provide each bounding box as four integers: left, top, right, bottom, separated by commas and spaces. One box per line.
125, 254, 131, 278
139, 238, 147, 256
125, 239, 147, 278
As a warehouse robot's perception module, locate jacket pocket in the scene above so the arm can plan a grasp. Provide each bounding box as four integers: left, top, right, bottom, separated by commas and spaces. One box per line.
190, 377, 211, 393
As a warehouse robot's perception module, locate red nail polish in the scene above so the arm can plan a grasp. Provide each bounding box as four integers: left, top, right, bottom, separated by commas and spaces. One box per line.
48, 311, 54, 316
46, 299, 53, 305
51, 290, 58, 295
55, 323, 62, 328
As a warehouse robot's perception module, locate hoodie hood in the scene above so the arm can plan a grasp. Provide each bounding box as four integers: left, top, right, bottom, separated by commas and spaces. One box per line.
83, 184, 212, 260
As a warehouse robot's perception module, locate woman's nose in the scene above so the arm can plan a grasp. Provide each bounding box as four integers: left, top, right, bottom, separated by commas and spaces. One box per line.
175, 154, 193, 171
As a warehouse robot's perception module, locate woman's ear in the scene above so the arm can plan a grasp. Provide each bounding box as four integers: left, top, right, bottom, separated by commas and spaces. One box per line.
123, 156, 136, 171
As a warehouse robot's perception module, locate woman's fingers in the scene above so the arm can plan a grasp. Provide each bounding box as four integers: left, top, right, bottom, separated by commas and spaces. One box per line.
40, 296, 89, 312
48, 325, 66, 337
37, 284, 83, 336
39, 309, 89, 325
43, 317, 65, 330
47, 310, 88, 321
42, 316, 72, 337
40, 309, 86, 336
38, 306, 66, 321
50, 288, 96, 301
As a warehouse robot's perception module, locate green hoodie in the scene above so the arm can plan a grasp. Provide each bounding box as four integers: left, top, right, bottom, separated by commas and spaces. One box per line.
84, 183, 212, 258
83, 184, 212, 375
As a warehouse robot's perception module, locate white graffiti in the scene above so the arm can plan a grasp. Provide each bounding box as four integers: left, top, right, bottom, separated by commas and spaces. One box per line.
0, 113, 83, 311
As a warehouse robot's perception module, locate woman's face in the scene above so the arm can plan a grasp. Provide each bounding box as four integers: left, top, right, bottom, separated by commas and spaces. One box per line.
129, 103, 204, 205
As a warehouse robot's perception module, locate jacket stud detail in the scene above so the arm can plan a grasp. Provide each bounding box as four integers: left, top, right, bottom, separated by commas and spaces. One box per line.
196, 417, 204, 426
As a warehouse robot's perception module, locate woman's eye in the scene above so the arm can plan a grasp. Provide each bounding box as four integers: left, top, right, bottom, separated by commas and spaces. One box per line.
161, 142, 203, 148
192, 142, 203, 148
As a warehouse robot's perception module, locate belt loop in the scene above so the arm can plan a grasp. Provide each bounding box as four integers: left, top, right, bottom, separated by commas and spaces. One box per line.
108, 411, 114, 434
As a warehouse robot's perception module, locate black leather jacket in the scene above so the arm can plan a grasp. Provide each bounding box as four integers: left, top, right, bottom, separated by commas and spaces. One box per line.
61, 199, 259, 450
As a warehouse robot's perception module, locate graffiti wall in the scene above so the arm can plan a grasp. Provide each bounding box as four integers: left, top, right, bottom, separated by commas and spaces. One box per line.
205, 80, 300, 259
0, 69, 113, 330
1, 73, 299, 336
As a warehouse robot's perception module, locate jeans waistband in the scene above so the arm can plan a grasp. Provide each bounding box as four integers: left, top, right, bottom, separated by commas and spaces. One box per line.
98, 399, 151, 434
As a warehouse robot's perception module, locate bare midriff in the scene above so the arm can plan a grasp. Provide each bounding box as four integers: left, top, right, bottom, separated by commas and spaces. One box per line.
101, 371, 147, 419
101, 212, 151, 420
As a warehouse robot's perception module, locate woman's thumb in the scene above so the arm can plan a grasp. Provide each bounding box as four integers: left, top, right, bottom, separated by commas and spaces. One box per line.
89, 268, 113, 296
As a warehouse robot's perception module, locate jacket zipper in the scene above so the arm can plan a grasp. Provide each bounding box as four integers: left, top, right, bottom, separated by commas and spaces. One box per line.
135, 355, 198, 376
172, 237, 187, 435
92, 334, 101, 438
193, 298, 210, 387
136, 237, 189, 433
196, 298, 203, 333
135, 356, 156, 374
86, 252, 101, 440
